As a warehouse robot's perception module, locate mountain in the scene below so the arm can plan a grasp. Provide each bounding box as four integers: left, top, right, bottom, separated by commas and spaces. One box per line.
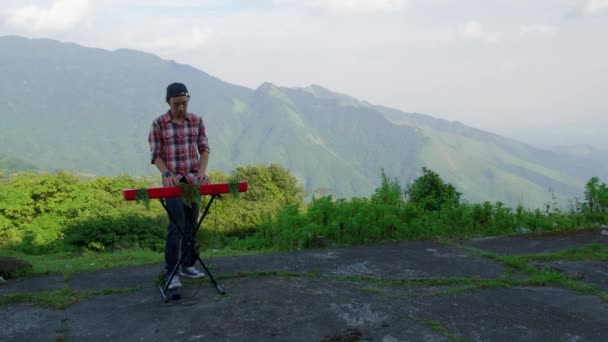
546, 144, 608, 168
0, 35, 606, 207
0, 154, 38, 175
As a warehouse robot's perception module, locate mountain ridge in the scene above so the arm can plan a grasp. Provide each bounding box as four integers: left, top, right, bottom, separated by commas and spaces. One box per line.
0, 35, 605, 207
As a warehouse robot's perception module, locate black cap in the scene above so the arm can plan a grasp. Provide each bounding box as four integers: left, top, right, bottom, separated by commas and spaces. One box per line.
166, 82, 189, 99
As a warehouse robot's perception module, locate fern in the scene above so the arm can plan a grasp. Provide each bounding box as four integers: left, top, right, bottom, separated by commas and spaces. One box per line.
228, 178, 240, 199
134, 188, 150, 210
178, 183, 201, 208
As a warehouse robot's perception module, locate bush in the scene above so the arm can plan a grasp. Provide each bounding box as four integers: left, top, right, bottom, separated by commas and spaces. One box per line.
2, 167, 606, 256
64, 209, 166, 251
584, 177, 608, 223
405, 167, 461, 211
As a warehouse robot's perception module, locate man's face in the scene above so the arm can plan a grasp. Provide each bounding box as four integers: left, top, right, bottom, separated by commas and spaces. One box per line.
168, 95, 189, 117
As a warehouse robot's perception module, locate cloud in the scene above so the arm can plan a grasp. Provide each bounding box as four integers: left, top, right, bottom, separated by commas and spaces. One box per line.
2, 0, 90, 33
519, 24, 559, 38
459, 21, 500, 43
125, 26, 215, 51
582, 0, 608, 15
273, 0, 407, 15
99, 0, 217, 10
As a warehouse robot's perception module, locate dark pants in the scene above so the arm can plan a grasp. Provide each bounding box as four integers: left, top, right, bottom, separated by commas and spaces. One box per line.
165, 197, 199, 274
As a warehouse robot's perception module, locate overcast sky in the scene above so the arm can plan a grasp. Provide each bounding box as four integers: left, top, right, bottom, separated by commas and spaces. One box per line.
1, 0, 607, 148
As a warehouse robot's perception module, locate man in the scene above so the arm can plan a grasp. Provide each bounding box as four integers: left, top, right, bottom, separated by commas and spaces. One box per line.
149, 82, 210, 290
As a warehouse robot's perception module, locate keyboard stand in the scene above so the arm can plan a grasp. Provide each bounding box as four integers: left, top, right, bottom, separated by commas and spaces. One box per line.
158, 194, 225, 302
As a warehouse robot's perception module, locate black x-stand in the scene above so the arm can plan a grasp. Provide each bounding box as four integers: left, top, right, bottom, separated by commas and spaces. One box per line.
158, 195, 225, 302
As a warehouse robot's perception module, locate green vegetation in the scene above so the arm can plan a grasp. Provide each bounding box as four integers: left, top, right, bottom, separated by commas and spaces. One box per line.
423, 319, 464, 342
0, 285, 145, 310
525, 244, 608, 262
584, 177, 608, 221
0, 154, 38, 175
226, 169, 606, 252
463, 246, 608, 300
3, 249, 163, 276
55, 317, 69, 342
0, 164, 301, 258
1, 165, 606, 281
405, 167, 462, 211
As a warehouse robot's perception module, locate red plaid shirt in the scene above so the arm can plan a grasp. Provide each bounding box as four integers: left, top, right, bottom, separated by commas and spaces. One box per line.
148, 111, 210, 184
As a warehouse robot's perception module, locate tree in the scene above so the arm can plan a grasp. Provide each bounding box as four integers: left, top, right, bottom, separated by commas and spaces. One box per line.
371, 169, 403, 206
268, 164, 304, 204
232, 164, 304, 204
584, 177, 608, 214
405, 167, 461, 211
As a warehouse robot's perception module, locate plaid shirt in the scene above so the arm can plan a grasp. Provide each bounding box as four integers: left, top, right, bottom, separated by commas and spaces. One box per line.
149, 111, 210, 184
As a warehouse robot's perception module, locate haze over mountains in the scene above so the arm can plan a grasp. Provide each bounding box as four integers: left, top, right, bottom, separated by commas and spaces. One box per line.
1, 35, 606, 208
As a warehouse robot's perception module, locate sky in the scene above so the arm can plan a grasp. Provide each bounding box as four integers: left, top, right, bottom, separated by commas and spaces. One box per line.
1, 0, 607, 149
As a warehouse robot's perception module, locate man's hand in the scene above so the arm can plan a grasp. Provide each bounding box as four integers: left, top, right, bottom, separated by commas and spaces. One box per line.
196, 172, 210, 184
162, 174, 178, 187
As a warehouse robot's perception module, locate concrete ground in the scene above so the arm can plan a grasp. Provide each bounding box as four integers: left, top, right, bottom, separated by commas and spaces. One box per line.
1, 229, 607, 341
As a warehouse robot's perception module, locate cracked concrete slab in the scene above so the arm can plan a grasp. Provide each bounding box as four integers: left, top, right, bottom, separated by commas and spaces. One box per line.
210, 241, 504, 280
62, 278, 450, 342
543, 260, 608, 292
464, 228, 608, 255
0, 275, 64, 295
60, 241, 504, 293
69, 264, 161, 292
416, 287, 608, 341
1, 237, 606, 341
0, 304, 64, 341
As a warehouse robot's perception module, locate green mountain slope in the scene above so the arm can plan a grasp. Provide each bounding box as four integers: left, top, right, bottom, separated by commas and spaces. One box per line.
0, 35, 605, 207
378, 108, 605, 205
0, 154, 38, 175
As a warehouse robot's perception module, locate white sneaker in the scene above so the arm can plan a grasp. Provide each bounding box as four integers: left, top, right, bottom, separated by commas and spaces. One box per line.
167, 275, 182, 289
180, 266, 205, 279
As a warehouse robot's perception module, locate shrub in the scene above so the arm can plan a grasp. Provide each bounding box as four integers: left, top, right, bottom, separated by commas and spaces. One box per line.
64, 209, 166, 251
405, 167, 461, 211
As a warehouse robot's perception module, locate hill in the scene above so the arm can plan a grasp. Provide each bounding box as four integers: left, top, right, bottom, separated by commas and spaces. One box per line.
0, 154, 38, 175
0, 35, 606, 207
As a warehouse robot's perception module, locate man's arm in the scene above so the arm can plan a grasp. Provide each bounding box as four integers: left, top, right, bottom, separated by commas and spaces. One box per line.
149, 120, 177, 187
196, 118, 211, 184
196, 151, 210, 184
154, 157, 178, 187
